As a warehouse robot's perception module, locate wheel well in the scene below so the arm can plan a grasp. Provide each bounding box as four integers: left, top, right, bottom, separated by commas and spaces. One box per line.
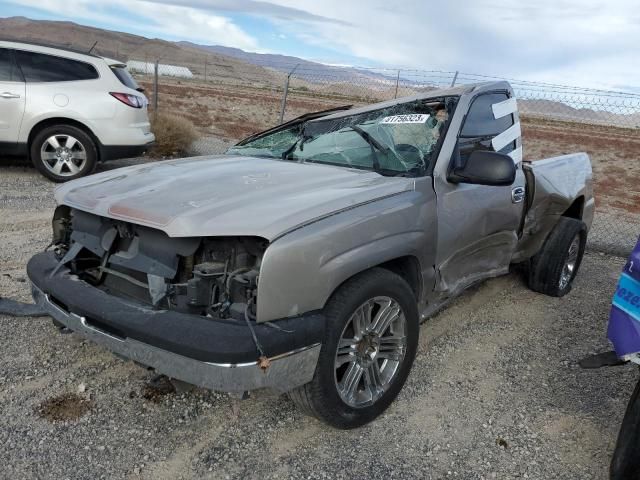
562, 196, 584, 220
322, 255, 423, 313
28, 118, 100, 160
377, 256, 422, 301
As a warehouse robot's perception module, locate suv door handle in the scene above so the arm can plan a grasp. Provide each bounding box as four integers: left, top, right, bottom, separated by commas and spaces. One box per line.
0, 92, 21, 99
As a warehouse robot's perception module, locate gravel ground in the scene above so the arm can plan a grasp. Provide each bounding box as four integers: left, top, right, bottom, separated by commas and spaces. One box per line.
1, 155, 637, 479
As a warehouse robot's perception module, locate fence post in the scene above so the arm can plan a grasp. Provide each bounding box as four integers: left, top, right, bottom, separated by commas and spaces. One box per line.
278, 64, 300, 124
394, 70, 400, 99
204, 59, 207, 82
450, 71, 459, 87
153, 60, 159, 113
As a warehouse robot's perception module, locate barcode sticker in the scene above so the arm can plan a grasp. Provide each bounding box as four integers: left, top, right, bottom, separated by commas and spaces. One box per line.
380, 114, 430, 124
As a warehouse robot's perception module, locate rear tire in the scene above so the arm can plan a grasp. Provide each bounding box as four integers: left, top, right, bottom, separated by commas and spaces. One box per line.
288, 268, 419, 429
528, 217, 586, 297
31, 124, 97, 182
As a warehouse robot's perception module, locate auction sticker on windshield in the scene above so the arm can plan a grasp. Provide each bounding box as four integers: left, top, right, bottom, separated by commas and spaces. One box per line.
380, 114, 430, 124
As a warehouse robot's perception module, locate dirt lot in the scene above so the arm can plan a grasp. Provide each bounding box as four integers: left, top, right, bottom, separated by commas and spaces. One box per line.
0, 158, 638, 479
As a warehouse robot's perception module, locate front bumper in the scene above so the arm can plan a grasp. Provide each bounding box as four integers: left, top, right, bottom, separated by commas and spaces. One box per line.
28, 252, 324, 393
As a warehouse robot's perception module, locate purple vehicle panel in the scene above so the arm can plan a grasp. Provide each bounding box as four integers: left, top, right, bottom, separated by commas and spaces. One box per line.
609, 236, 640, 357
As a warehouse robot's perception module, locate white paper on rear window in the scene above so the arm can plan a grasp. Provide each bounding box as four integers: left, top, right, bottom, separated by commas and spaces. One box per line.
380, 114, 430, 124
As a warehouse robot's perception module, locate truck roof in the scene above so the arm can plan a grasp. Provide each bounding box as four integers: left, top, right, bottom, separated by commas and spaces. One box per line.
312, 81, 512, 122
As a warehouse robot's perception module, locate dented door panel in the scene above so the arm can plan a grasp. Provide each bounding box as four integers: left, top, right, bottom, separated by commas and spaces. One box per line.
430, 84, 526, 297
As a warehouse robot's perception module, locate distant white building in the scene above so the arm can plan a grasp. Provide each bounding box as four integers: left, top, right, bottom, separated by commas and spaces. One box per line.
126, 60, 194, 79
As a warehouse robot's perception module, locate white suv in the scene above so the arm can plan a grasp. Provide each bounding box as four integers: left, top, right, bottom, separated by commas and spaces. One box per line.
0, 40, 155, 181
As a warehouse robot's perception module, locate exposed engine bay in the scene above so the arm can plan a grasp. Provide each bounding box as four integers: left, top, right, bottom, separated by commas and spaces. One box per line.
51, 207, 266, 321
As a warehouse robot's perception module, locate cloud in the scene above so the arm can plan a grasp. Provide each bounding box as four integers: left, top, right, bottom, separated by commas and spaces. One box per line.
5, 0, 640, 89
6, 0, 259, 50
257, 0, 640, 89
142, 0, 350, 25
132, 0, 258, 49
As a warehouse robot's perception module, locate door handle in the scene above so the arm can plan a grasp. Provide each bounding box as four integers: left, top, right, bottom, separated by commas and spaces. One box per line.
0, 92, 21, 99
511, 186, 525, 203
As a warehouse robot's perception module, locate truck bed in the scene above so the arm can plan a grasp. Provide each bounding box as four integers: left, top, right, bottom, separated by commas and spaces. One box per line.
515, 153, 595, 262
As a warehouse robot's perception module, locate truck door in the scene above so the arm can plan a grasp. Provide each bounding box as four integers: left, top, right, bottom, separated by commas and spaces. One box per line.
0, 48, 26, 145
432, 91, 526, 296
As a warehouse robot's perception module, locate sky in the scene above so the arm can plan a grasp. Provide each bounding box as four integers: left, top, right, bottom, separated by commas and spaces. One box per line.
2, 0, 639, 92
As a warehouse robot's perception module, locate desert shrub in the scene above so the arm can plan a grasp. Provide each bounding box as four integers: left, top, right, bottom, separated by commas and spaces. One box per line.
149, 112, 199, 157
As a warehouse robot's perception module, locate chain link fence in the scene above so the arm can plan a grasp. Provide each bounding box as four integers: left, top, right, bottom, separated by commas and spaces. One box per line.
137, 60, 640, 127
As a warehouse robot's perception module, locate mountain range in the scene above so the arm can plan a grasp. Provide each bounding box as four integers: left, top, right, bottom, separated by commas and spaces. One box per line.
0, 16, 393, 85
1, 16, 638, 127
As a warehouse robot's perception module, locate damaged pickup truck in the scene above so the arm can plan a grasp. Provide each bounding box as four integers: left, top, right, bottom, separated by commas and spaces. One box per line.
28, 81, 594, 428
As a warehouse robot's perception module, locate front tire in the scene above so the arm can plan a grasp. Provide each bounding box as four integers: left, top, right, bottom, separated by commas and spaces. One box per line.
31, 125, 97, 182
288, 268, 419, 429
528, 216, 587, 297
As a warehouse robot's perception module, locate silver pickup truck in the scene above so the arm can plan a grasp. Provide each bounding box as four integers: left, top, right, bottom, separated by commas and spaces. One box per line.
27, 81, 594, 428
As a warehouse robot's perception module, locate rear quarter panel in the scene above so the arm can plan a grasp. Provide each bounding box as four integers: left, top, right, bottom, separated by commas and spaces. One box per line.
19, 78, 116, 142
18, 61, 151, 146
514, 152, 594, 262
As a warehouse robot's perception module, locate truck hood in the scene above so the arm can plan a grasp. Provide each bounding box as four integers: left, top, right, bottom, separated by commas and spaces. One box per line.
55, 155, 414, 240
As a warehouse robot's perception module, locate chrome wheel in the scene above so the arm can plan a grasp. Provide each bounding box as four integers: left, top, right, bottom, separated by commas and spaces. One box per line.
559, 234, 580, 290
40, 134, 87, 177
334, 296, 407, 408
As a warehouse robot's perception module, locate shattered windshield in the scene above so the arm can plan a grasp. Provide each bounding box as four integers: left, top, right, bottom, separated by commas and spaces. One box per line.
226, 99, 451, 176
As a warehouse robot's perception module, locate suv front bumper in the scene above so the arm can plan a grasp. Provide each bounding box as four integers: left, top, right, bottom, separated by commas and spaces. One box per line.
28, 252, 323, 393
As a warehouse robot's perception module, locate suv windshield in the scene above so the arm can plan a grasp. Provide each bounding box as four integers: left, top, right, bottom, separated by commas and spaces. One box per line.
226, 99, 451, 176
110, 65, 139, 90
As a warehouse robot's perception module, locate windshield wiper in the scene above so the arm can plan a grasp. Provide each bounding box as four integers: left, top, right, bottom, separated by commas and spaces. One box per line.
349, 125, 388, 152
348, 126, 381, 172
281, 138, 300, 160
281, 134, 311, 160
349, 126, 418, 176
348, 125, 389, 173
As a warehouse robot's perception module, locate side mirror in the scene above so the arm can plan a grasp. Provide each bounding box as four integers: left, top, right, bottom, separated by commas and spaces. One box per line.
449, 150, 516, 186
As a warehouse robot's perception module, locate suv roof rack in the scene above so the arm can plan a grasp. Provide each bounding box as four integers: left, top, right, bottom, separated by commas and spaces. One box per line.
0, 38, 103, 59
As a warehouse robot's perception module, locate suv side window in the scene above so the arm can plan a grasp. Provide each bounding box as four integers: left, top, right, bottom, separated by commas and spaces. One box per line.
458, 92, 515, 161
0, 48, 24, 82
14, 50, 99, 82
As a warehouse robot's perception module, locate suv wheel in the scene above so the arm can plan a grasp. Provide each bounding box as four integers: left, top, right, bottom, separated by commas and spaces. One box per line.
31, 125, 97, 182
288, 268, 419, 429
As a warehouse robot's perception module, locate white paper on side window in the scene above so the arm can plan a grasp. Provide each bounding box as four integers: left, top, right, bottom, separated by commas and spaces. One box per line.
492, 97, 518, 119
508, 146, 523, 163
380, 114, 430, 124
491, 121, 521, 152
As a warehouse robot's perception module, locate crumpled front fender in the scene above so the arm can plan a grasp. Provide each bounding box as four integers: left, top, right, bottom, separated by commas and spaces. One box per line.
256, 187, 437, 322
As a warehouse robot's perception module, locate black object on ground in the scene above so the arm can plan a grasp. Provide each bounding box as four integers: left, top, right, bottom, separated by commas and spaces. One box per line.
0, 296, 48, 317
579, 350, 627, 369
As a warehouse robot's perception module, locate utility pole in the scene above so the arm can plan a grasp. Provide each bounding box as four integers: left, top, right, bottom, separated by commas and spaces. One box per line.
278, 64, 300, 124
153, 60, 159, 113
450, 71, 459, 87
394, 70, 401, 99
